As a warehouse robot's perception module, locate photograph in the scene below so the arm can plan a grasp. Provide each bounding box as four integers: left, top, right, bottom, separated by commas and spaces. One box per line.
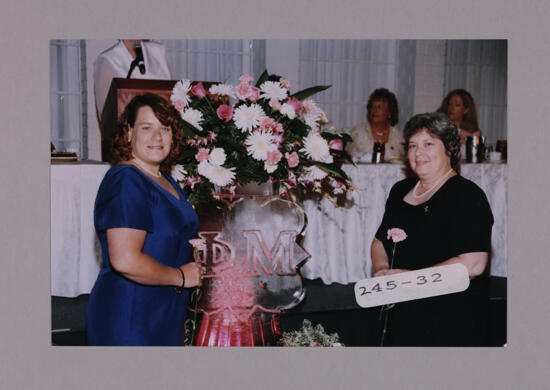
51, 39, 507, 347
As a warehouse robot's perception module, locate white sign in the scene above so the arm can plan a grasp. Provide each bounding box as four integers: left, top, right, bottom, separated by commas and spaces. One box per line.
354, 264, 470, 308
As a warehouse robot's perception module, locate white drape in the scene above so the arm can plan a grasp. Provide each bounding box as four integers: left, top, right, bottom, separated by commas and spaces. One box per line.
298, 40, 398, 132
50, 40, 85, 157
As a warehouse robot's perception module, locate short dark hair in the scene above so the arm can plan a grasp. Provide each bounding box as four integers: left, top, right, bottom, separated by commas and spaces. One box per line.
403, 112, 461, 171
436, 89, 479, 132
111, 93, 184, 173
366, 88, 399, 126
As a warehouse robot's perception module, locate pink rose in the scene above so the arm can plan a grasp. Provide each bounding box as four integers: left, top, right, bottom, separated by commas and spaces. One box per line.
189, 238, 206, 251
387, 228, 407, 243
286, 97, 303, 116
239, 74, 254, 84
285, 151, 299, 168
235, 82, 252, 100
329, 139, 344, 151
266, 149, 282, 165
191, 82, 207, 99
216, 104, 234, 122
195, 148, 210, 162
173, 100, 186, 112
269, 99, 282, 110
280, 78, 291, 90
249, 87, 260, 102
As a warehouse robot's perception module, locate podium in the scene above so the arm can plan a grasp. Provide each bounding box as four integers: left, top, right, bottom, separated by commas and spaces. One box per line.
99, 78, 178, 162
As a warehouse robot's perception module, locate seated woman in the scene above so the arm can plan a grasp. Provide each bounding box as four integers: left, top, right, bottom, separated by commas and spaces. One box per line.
370, 112, 494, 346
437, 89, 482, 159
346, 88, 404, 160
86, 93, 205, 346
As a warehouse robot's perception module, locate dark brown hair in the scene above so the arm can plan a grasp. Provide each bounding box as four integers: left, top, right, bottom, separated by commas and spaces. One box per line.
436, 89, 479, 133
366, 88, 399, 126
111, 93, 184, 173
403, 112, 461, 171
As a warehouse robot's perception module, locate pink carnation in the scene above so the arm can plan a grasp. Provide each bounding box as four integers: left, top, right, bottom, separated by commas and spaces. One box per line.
239, 74, 254, 84
191, 82, 207, 99
195, 148, 210, 162
216, 104, 234, 122
329, 139, 344, 151
269, 99, 282, 110
249, 87, 260, 102
387, 228, 407, 243
280, 78, 291, 90
173, 100, 186, 112
235, 82, 252, 100
286, 97, 303, 116
189, 238, 206, 251
266, 149, 282, 165
285, 151, 299, 168
259, 117, 279, 133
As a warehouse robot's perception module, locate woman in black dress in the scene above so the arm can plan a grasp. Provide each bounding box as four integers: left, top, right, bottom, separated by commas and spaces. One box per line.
371, 112, 493, 346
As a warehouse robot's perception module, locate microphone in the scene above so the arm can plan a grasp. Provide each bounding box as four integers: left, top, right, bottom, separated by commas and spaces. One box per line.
134, 43, 146, 74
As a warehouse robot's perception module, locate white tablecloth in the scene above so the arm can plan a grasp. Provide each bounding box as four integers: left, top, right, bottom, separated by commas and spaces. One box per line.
300, 163, 507, 285
51, 162, 110, 297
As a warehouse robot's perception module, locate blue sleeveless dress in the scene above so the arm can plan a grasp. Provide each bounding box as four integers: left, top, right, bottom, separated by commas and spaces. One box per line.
86, 164, 198, 346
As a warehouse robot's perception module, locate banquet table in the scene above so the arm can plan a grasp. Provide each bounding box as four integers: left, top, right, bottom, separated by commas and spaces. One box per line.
300, 162, 507, 285
51, 161, 110, 297
51, 161, 507, 297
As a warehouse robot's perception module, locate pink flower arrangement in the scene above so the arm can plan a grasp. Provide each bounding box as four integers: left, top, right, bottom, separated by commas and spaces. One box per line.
169, 70, 352, 209
387, 228, 407, 243
216, 104, 234, 122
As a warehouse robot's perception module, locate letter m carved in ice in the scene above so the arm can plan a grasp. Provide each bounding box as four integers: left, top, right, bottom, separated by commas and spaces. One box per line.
244, 230, 310, 277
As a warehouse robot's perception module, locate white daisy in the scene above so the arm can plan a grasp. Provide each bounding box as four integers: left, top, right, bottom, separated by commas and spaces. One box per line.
280, 103, 296, 119
208, 164, 235, 186
264, 162, 277, 174
209, 83, 236, 99
303, 112, 321, 131
301, 132, 333, 163
170, 80, 192, 109
259, 81, 288, 101
245, 131, 278, 161
209, 148, 226, 166
180, 108, 204, 131
233, 104, 265, 132
170, 164, 187, 182
302, 165, 328, 181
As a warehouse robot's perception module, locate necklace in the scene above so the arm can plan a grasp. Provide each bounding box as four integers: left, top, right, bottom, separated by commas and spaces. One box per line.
412, 168, 453, 198
132, 157, 162, 178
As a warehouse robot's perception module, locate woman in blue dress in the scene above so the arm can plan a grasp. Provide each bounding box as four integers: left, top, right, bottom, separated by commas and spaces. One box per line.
87, 93, 204, 346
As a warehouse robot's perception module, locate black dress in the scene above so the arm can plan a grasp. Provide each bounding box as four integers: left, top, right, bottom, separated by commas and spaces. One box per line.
375, 175, 494, 346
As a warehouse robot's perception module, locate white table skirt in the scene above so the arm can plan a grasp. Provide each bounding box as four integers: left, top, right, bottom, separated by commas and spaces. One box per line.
51, 162, 110, 297
300, 162, 507, 285
51, 161, 507, 296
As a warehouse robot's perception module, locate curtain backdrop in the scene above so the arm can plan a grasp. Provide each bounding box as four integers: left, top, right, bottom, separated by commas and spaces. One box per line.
444, 40, 507, 146
50, 40, 86, 157
160, 40, 265, 86
298, 40, 399, 133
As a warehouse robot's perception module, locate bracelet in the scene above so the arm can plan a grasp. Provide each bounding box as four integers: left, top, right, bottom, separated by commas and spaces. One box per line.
175, 268, 185, 294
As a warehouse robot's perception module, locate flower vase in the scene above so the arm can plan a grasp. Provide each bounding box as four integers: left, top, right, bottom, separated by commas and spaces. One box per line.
186, 181, 309, 347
